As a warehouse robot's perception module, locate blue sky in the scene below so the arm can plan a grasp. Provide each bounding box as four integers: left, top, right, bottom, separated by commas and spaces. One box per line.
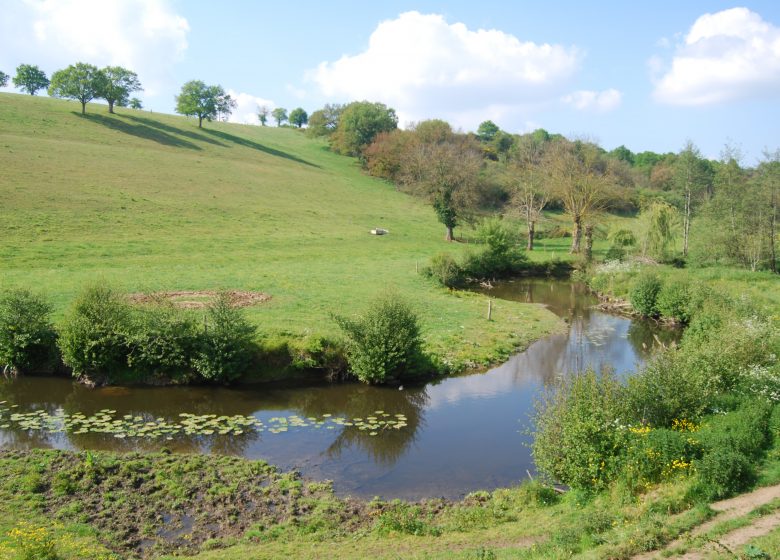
2, 0, 779, 162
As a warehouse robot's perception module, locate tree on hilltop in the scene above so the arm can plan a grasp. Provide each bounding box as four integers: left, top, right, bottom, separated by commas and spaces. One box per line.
99, 66, 142, 114
129, 98, 143, 110
48, 63, 106, 115
257, 105, 269, 126
0, 71, 8, 88
289, 107, 308, 128
13, 64, 49, 95
331, 101, 398, 156
271, 107, 288, 126
175, 80, 231, 128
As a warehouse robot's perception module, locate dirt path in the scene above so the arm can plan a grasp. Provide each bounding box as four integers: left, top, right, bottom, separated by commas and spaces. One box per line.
634, 484, 780, 559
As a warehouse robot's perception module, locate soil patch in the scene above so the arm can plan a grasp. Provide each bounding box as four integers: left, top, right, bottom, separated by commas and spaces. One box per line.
128, 290, 271, 309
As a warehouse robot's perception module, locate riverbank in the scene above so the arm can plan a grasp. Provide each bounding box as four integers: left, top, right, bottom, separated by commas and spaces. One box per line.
1, 446, 779, 560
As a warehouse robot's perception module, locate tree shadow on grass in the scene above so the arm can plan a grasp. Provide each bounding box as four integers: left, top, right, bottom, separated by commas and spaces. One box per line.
201, 128, 320, 168
77, 112, 202, 150
120, 114, 226, 147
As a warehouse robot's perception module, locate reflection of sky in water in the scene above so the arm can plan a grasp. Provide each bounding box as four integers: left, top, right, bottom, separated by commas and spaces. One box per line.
0, 280, 677, 499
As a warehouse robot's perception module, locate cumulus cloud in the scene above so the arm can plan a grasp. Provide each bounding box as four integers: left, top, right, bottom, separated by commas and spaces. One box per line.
561, 88, 622, 112
226, 90, 275, 126
308, 11, 581, 130
653, 7, 780, 105
0, 0, 189, 96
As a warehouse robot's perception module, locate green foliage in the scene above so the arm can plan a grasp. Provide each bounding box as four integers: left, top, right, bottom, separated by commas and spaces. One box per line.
306, 103, 343, 137
0, 70, 8, 88
288, 107, 308, 128
13, 64, 49, 95
639, 200, 677, 259
331, 101, 398, 156
48, 62, 106, 114
271, 107, 288, 126
58, 285, 132, 381
373, 501, 440, 536
334, 293, 424, 384
98, 66, 142, 113
128, 97, 142, 110
423, 253, 465, 289
629, 273, 662, 317
657, 280, 692, 323
192, 293, 257, 382
533, 369, 628, 490
459, 218, 527, 279
175, 80, 231, 127
125, 303, 199, 381
0, 289, 58, 375
476, 120, 499, 142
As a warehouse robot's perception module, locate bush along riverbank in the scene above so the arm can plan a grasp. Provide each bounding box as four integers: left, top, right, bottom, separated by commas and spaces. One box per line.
0, 280, 561, 387
534, 260, 780, 501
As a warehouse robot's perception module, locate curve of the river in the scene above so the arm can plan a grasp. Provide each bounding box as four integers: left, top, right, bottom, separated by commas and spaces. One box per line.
0, 280, 678, 499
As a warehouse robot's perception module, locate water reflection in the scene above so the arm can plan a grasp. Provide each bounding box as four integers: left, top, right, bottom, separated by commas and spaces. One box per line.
0, 280, 679, 499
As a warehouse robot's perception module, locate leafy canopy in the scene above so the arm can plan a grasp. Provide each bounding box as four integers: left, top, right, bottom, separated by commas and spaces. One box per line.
48, 62, 106, 114
175, 80, 230, 127
13, 64, 49, 95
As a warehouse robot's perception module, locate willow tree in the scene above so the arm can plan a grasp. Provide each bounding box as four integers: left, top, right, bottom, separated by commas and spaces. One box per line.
545, 140, 614, 253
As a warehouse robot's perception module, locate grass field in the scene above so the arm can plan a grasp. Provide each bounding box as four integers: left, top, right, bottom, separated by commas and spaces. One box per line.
0, 93, 563, 371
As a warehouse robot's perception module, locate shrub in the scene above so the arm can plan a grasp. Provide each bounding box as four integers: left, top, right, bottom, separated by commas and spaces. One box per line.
58, 284, 132, 381
0, 289, 58, 375
604, 245, 625, 262
424, 253, 464, 288
533, 369, 628, 490
192, 293, 257, 382
334, 292, 424, 384
657, 281, 692, 323
629, 274, 662, 317
696, 448, 753, 499
126, 303, 199, 381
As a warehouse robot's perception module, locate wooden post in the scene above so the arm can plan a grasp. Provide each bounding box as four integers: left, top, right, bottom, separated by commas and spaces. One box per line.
415, 260, 419, 274
487, 299, 492, 321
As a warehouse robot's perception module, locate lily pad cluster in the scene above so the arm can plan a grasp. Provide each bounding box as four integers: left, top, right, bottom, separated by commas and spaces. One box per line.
0, 402, 408, 440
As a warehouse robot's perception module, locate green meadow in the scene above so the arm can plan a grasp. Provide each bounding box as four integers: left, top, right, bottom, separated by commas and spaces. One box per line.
0, 93, 562, 371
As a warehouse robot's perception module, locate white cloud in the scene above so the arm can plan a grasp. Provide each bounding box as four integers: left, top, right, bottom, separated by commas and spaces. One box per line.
1, 0, 189, 96
308, 11, 581, 131
561, 88, 622, 112
226, 90, 275, 125
654, 7, 780, 105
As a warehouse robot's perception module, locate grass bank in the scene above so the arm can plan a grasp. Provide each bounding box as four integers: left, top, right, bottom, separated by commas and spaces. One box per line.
0, 93, 563, 377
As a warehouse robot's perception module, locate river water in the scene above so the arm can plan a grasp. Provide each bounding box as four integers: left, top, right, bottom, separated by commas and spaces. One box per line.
0, 280, 677, 499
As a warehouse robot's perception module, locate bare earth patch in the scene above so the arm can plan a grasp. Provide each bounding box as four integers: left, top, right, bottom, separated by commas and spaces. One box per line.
128, 290, 271, 309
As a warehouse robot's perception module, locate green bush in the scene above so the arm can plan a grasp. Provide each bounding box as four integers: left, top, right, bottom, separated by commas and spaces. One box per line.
58, 285, 133, 381
334, 292, 424, 384
0, 289, 58, 375
424, 253, 464, 288
126, 303, 199, 381
695, 448, 753, 499
629, 274, 662, 317
193, 293, 257, 382
533, 369, 628, 490
604, 245, 625, 262
656, 281, 692, 323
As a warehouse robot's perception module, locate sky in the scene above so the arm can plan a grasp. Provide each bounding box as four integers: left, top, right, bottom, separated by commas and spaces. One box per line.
2, 0, 780, 162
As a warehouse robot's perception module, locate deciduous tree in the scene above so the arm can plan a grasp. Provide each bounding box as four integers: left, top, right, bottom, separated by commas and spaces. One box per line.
306, 103, 343, 137
48, 63, 106, 115
257, 105, 269, 126
99, 66, 142, 114
506, 142, 549, 250
0, 71, 8, 88
13, 64, 49, 95
675, 141, 711, 257
331, 101, 397, 156
175, 80, 230, 128
129, 97, 143, 110
271, 107, 287, 126
289, 107, 308, 128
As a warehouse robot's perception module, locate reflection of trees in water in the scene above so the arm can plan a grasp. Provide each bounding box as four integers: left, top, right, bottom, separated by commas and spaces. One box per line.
627, 320, 681, 359
278, 383, 428, 467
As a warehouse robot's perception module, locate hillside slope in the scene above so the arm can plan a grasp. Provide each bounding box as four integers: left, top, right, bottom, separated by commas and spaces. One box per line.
0, 93, 561, 369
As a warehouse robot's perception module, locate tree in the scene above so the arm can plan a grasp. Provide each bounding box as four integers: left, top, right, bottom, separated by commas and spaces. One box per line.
98, 66, 142, 114
175, 80, 230, 128
506, 142, 549, 250
257, 105, 269, 126
307, 103, 343, 137
129, 97, 143, 110
48, 63, 106, 115
289, 107, 308, 128
216, 94, 236, 121
331, 101, 398, 156
675, 141, 711, 257
0, 71, 8, 88
13, 64, 49, 95
545, 140, 615, 253
759, 149, 780, 273
401, 138, 482, 241
271, 107, 288, 126
639, 201, 677, 259
477, 120, 500, 142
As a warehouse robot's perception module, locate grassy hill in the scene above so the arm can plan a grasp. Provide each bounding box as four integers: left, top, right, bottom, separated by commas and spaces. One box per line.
0, 93, 561, 370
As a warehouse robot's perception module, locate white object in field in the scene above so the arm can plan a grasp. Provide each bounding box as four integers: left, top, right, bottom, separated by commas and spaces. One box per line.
370, 228, 389, 235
